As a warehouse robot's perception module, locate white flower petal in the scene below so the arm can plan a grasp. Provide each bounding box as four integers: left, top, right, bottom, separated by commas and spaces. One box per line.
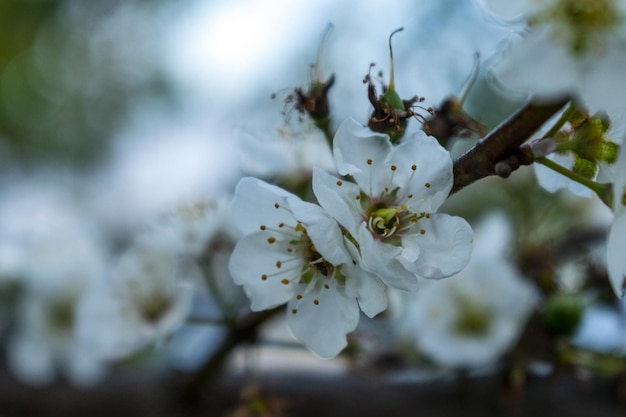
495, 29, 579, 99
288, 197, 349, 266
388, 132, 453, 212
357, 224, 420, 291
480, 0, 536, 20
534, 153, 595, 198
7, 333, 55, 386
585, 44, 626, 118
228, 232, 300, 310
406, 214, 474, 279
333, 117, 393, 196
608, 211, 626, 297
348, 272, 388, 318
312, 167, 363, 236
232, 177, 297, 235
286, 283, 359, 359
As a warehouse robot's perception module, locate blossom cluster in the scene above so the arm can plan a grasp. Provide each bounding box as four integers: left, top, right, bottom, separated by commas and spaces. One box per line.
0, 182, 234, 386
483, 0, 626, 120
229, 118, 474, 358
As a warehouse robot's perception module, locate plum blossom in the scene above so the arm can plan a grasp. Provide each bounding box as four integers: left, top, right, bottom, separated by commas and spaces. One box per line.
77, 235, 193, 360
228, 177, 387, 358
483, 0, 626, 119
313, 118, 473, 291
395, 214, 538, 369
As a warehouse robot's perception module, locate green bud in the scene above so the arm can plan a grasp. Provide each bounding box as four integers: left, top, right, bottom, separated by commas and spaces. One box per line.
571, 157, 598, 179
555, 113, 617, 168
366, 27, 424, 144
542, 293, 584, 336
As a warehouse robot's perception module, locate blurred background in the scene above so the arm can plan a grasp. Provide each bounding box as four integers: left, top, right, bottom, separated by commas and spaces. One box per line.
1, 0, 626, 416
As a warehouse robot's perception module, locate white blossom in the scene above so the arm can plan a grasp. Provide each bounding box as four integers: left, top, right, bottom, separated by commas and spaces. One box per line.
313, 118, 473, 291
149, 197, 236, 257
228, 177, 387, 359
77, 235, 193, 360
395, 214, 538, 369
483, 0, 626, 119
6, 226, 107, 387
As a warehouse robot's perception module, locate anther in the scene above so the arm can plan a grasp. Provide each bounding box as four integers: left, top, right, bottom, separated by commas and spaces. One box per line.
296, 294, 303, 300
367, 159, 373, 165
261, 274, 268, 281
407, 194, 413, 199
324, 283, 330, 289
260, 225, 266, 230
281, 279, 289, 285
313, 299, 320, 305
391, 165, 397, 171
278, 222, 284, 228
411, 164, 416, 171
336, 180, 343, 186
276, 261, 282, 268
274, 203, 280, 208
420, 229, 426, 235
425, 182, 431, 188
291, 308, 298, 314
267, 237, 276, 244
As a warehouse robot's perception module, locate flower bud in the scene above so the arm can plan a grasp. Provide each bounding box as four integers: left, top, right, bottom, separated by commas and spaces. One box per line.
541, 293, 584, 336
366, 28, 426, 144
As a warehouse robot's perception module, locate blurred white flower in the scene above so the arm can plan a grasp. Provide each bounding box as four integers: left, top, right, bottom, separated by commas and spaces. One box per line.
229, 177, 387, 358
6, 226, 107, 387
238, 122, 335, 178
395, 214, 538, 369
313, 118, 473, 290
483, 0, 626, 119
77, 235, 193, 360
149, 197, 236, 257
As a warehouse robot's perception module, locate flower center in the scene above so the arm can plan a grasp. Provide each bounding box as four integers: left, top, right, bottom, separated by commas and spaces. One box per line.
454, 303, 491, 336
531, 0, 621, 54
365, 200, 425, 241
367, 206, 402, 238
138, 292, 172, 324
49, 298, 75, 333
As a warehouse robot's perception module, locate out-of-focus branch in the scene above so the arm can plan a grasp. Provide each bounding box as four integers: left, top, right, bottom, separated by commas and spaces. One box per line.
181, 308, 281, 401
451, 98, 570, 194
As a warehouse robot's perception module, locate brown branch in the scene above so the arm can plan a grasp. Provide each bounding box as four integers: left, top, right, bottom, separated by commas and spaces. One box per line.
451, 98, 570, 194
